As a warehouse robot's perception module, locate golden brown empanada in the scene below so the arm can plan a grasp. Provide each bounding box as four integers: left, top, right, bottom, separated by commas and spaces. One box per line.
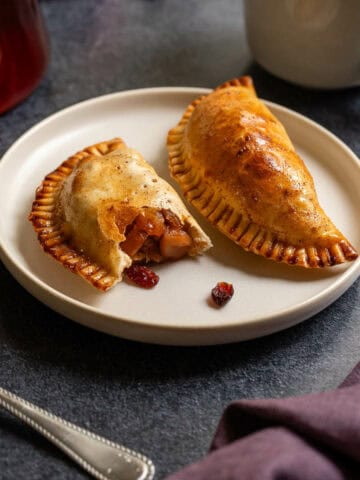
167, 77, 358, 267
29, 139, 212, 291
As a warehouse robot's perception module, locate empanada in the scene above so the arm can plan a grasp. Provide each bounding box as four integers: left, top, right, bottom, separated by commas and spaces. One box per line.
167, 77, 358, 267
29, 139, 212, 291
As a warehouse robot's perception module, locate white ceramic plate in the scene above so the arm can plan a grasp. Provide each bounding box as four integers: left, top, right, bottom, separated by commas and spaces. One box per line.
0, 88, 359, 345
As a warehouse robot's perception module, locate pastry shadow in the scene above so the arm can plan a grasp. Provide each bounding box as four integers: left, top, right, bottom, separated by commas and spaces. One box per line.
207, 227, 346, 282
151, 144, 173, 183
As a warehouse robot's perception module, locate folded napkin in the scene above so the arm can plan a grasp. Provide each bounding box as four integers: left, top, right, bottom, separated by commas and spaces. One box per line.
167, 362, 360, 480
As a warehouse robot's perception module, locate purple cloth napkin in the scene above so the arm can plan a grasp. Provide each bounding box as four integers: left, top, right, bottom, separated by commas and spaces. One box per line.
167, 363, 360, 480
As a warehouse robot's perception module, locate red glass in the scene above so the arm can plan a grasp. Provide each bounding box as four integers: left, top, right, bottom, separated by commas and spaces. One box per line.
0, 0, 49, 114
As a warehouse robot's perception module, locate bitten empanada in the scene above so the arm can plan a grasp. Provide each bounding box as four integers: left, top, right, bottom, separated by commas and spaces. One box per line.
29, 139, 212, 291
167, 77, 358, 267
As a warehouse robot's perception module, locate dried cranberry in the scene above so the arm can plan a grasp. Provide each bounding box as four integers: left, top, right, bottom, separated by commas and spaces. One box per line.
125, 264, 159, 289
211, 282, 234, 307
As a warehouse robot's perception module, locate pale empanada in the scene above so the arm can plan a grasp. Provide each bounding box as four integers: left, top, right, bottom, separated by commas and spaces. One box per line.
167, 77, 358, 267
29, 139, 212, 290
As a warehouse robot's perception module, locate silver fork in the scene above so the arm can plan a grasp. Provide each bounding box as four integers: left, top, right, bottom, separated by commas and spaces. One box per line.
0, 387, 155, 480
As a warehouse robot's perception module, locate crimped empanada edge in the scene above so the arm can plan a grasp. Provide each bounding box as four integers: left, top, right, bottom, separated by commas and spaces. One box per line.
29, 138, 125, 291
167, 79, 358, 268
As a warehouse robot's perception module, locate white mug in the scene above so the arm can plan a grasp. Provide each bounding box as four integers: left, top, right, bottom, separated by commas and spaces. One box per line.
244, 0, 360, 89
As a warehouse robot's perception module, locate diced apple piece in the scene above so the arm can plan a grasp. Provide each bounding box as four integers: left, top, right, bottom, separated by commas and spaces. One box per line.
135, 209, 165, 237
120, 226, 148, 257
160, 229, 192, 259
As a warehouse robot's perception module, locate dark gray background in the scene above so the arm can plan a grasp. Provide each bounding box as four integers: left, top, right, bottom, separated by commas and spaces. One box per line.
0, 1, 359, 478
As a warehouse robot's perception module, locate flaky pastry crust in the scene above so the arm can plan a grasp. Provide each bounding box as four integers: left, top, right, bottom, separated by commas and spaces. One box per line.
167, 77, 358, 267
29, 139, 211, 291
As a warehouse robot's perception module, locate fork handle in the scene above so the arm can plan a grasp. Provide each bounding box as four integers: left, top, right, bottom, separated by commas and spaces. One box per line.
0, 387, 154, 480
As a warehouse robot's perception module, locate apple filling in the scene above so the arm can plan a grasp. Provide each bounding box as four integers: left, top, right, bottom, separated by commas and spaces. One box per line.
120, 207, 192, 263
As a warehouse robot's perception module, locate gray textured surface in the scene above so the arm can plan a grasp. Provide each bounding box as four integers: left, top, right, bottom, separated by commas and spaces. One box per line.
0, 0, 359, 479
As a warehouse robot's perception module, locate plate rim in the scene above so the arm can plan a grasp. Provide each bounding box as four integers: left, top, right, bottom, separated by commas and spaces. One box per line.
0, 86, 359, 344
